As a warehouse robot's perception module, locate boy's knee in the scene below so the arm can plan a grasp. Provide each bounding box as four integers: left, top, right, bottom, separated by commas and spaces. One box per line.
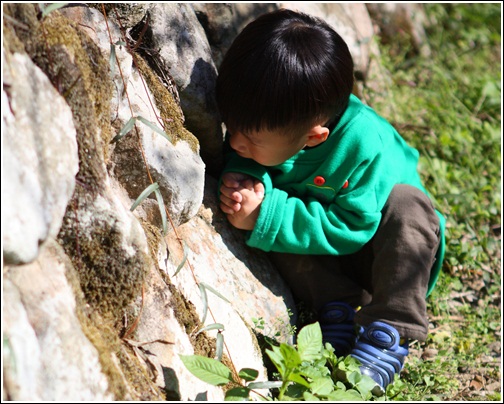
382, 184, 440, 241
389, 184, 431, 205
387, 185, 437, 219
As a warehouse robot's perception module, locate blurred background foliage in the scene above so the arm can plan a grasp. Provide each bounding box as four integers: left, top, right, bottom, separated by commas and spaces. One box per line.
365, 3, 501, 400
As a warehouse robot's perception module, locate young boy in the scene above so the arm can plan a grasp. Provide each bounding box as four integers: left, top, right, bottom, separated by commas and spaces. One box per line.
216, 8, 445, 390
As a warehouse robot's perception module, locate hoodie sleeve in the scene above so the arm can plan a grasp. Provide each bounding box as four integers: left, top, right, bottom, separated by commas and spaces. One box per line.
246, 150, 387, 255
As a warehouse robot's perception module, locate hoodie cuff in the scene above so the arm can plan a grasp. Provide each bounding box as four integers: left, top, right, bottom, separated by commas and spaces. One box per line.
246, 187, 288, 251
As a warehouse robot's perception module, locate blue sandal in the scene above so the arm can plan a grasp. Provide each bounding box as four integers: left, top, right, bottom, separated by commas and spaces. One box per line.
319, 301, 358, 357
351, 321, 409, 390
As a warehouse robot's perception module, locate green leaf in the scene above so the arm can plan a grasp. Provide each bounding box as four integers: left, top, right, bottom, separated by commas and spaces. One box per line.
195, 323, 225, 336
288, 371, 311, 388
299, 361, 329, 380
346, 370, 362, 386
303, 391, 321, 401
327, 389, 364, 401
130, 182, 159, 211
199, 282, 230, 303
247, 381, 283, 390
109, 42, 117, 78
238, 368, 259, 382
280, 343, 302, 370
341, 355, 363, 373
172, 241, 189, 277
153, 188, 168, 234
112, 116, 136, 143
179, 354, 233, 386
297, 322, 323, 361
481, 80, 501, 105
355, 374, 379, 399
224, 387, 250, 401
216, 332, 224, 362
284, 383, 308, 399
335, 381, 347, 390
199, 283, 208, 324
309, 377, 334, 396
266, 346, 286, 376
137, 115, 172, 143
40, 3, 68, 18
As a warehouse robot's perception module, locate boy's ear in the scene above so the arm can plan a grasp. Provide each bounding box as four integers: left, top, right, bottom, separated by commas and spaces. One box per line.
305, 125, 330, 147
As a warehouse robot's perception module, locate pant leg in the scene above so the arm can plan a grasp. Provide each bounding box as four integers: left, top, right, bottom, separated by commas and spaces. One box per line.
354, 184, 441, 341
268, 252, 372, 312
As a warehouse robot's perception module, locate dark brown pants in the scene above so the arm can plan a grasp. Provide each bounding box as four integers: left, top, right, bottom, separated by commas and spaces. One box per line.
269, 184, 441, 341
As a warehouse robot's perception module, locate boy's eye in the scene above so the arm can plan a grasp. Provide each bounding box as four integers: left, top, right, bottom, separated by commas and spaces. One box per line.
242, 133, 259, 145
248, 138, 263, 147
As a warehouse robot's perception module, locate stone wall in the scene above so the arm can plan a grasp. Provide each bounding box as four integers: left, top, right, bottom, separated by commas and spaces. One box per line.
2, 3, 429, 400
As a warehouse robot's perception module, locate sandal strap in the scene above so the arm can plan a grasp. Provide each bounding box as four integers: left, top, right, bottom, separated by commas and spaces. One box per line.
351, 321, 409, 389
319, 302, 358, 356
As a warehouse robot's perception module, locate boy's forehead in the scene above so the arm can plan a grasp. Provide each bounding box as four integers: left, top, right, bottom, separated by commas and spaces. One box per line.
229, 122, 311, 142
245, 127, 286, 139
249, 128, 271, 136
248, 127, 306, 146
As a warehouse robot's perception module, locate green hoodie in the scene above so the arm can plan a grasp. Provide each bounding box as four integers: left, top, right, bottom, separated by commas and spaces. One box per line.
221, 95, 445, 293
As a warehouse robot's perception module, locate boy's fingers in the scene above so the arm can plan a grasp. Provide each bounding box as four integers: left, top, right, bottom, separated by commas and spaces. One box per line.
221, 172, 251, 188
254, 181, 265, 199
220, 201, 240, 215
220, 185, 243, 202
219, 193, 241, 212
221, 173, 258, 190
221, 177, 239, 188
241, 178, 254, 190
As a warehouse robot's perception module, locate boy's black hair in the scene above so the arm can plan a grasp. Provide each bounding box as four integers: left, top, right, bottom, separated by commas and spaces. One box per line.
216, 8, 354, 136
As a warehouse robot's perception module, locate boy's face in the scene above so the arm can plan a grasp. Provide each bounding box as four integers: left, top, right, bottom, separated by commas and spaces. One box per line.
229, 125, 328, 167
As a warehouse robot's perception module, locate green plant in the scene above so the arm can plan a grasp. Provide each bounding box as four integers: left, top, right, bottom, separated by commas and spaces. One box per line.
130, 182, 167, 234
38, 2, 68, 18
181, 322, 395, 401
111, 115, 173, 144
252, 308, 297, 344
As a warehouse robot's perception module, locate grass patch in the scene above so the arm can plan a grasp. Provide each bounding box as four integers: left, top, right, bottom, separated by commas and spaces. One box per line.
363, 4, 501, 400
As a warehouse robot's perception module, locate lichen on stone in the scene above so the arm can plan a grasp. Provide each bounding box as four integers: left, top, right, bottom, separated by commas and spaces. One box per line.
60, 236, 162, 400
4, 4, 114, 174
134, 55, 200, 154
41, 13, 114, 163
4, 3, 235, 399
58, 195, 147, 321
6, 4, 147, 326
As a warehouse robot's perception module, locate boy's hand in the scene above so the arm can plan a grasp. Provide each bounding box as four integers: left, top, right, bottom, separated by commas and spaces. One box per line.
220, 172, 263, 214
224, 185, 264, 230
220, 172, 264, 230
